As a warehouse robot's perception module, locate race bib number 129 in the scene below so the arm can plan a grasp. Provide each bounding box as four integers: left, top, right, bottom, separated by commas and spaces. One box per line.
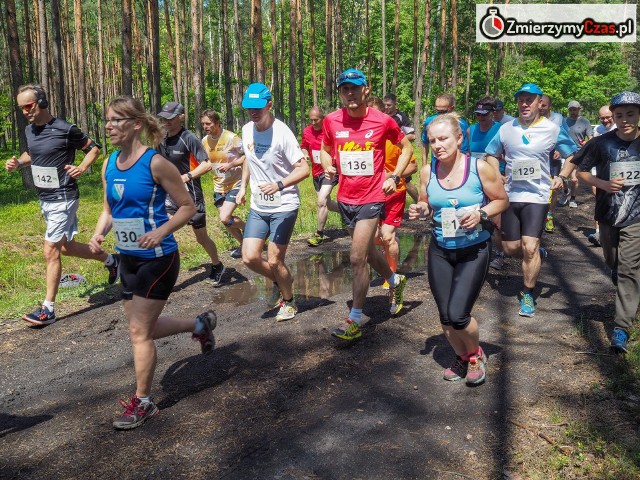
512, 159, 541, 181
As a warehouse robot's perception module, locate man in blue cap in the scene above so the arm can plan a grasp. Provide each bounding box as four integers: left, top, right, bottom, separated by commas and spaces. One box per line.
554, 91, 640, 353
236, 83, 309, 322
320, 68, 413, 341
486, 83, 576, 317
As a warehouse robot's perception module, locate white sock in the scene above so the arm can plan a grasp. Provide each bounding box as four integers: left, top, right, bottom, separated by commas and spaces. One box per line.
104, 254, 114, 266
43, 300, 55, 312
137, 395, 152, 405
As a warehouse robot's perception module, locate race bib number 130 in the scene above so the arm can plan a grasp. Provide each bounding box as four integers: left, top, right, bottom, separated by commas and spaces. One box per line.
112, 218, 146, 250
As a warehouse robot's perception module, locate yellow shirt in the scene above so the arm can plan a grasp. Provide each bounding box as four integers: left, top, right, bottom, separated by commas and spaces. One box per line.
202, 129, 243, 193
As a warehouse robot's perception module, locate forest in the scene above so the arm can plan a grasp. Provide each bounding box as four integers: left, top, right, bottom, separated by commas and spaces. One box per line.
0, 0, 638, 155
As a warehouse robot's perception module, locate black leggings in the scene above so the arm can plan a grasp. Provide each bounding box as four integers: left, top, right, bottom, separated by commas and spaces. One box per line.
427, 239, 491, 330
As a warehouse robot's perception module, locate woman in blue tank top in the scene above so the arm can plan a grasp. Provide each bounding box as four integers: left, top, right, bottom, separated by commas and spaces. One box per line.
409, 114, 508, 386
88, 96, 218, 430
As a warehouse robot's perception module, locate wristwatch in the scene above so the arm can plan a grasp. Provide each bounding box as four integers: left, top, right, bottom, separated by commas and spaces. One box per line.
186, 172, 193, 182
389, 174, 401, 185
277, 180, 285, 191
479, 210, 489, 222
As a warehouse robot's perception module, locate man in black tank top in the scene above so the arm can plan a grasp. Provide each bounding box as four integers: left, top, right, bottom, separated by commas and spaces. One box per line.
4, 84, 120, 326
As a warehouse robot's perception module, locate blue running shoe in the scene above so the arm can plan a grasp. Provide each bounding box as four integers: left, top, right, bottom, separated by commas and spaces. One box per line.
611, 327, 629, 353
518, 291, 536, 317
539, 247, 548, 261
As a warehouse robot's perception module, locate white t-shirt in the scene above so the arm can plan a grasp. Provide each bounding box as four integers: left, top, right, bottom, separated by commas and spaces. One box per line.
594, 123, 615, 137
498, 113, 516, 125
486, 116, 577, 203
242, 118, 304, 213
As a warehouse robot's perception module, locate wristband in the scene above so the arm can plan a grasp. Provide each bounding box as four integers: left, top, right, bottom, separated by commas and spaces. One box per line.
390, 174, 401, 185
186, 172, 193, 181
277, 181, 284, 191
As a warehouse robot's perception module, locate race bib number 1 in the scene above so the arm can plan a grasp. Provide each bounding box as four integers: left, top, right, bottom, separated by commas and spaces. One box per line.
112, 218, 146, 250
210, 163, 226, 178
311, 150, 321, 165
440, 205, 481, 238
512, 159, 541, 181
252, 190, 282, 207
610, 161, 640, 186
339, 150, 374, 176
31, 165, 60, 189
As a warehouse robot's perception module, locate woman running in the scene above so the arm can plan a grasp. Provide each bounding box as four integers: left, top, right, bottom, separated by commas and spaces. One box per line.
90, 96, 217, 429
409, 113, 508, 385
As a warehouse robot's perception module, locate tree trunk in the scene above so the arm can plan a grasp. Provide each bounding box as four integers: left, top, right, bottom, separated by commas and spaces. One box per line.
412, 0, 418, 98
22, 0, 33, 82
464, 42, 472, 118
381, 0, 386, 96
413, 0, 432, 152
270, 0, 280, 119
191, 0, 203, 136
221, 0, 233, 129
37, 0, 48, 93
122, 0, 133, 95
392, 0, 399, 93
365, 0, 371, 82
451, 0, 458, 93
232, 0, 245, 126
335, 0, 342, 74
131, 0, 144, 100
439, 0, 447, 90
163, 0, 179, 101
288, 0, 296, 132
5, 0, 27, 153
297, 0, 304, 131
146, 0, 161, 113
325, 0, 333, 107
73, 0, 88, 131
252, 0, 265, 83
97, 0, 106, 153
50, 0, 66, 119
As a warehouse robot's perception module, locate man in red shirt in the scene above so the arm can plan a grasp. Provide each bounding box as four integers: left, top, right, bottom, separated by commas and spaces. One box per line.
321, 69, 413, 341
301, 106, 339, 246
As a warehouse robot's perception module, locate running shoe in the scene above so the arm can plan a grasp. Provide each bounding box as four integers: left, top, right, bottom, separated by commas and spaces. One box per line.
539, 247, 548, 261
611, 327, 629, 353
389, 274, 407, 315
611, 269, 619, 286
193, 310, 217, 354
518, 291, 536, 317
307, 232, 324, 247
443, 356, 468, 381
544, 214, 554, 233
466, 348, 487, 386
331, 319, 362, 341
59, 273, 86, 288
588, 231, 601, 247
267, 284, 283, 309
205, 263, 226, 286
105, 254, 121, 285
22, 305, 56, 325
230, 247, 242, 259
113, 395, 159, 430
557, 189, 570, 206
569, 199, 578, 208
276, 300, 297, 321
489, 252, 505, 271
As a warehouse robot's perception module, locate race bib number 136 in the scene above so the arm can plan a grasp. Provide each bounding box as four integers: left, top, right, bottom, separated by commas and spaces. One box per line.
339, 150, 374, 176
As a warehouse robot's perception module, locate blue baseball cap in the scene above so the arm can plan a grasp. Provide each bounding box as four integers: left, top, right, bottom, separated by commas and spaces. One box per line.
336, 69, 368, 88
514, 83, 543, 98
242, 83, 272, 109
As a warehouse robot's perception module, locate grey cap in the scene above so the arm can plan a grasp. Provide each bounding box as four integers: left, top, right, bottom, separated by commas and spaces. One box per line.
157, 101, 185, 119
610, 91, 640, 109
567, 100, 581, 109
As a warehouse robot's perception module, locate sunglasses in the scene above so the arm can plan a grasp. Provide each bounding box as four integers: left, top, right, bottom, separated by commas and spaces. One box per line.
337, 72, 365, 87
599, 116, 613, 121
104, 117, 135, 125
434, 109, 449, 115
475, 112, 491, 116
19, 101, 37, 111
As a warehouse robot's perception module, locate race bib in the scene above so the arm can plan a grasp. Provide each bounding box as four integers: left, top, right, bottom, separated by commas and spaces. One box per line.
252, 190, 282, 207
610, 161, 640, 186
210, 163, 227, 178
339, 150, 374, 176
471, 152, 486, 160
440, 205, 481, 238
112, 218, 146, 250
31, 165, 60, 189
511, 159, 541, 181
311, 150, 321, 164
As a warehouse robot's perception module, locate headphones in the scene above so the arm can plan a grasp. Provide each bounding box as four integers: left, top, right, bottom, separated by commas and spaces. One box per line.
32, 85, 49, 109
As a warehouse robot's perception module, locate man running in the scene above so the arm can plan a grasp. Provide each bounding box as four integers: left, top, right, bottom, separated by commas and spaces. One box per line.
157, 101, 226, 286
237, 83, 309, 322
559, 92, 640, 353
421, 93, 470, 166
486, 83, 576, 317
201, 109, 246, 258
5, 84, 119, 325
384, 93, 418, 202
321, 69, 412, 341
301, 106, 339, 247
493, 99, 515, 125
565, 100, 593, 208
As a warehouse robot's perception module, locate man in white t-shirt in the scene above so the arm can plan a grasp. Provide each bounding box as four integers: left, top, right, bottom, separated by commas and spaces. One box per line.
486, 83, 576, 318
237, 83, 309, 322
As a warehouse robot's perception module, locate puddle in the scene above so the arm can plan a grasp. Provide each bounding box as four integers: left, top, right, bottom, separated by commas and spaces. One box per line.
207, 234, 429, 307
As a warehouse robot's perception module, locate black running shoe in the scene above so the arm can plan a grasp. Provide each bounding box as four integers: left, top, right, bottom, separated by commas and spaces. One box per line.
193, 311, 217, 354
205, 263, 226, 286
106, 254, 121, 285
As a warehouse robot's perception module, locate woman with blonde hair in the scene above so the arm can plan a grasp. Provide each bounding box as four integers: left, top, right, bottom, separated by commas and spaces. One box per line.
90, 96, 217, 429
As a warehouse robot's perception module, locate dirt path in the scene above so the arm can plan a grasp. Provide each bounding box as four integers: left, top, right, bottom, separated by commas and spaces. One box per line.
1, 193, 637, 480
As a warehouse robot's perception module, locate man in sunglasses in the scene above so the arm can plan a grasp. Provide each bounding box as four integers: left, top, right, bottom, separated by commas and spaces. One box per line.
320, 68, 413, 341
421, 93, 470, 167
4, 84, 119, 326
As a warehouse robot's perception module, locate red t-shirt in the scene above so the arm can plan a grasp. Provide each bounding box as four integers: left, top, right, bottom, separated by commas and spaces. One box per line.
300, 125, 325, 177
323, 107, 404, 204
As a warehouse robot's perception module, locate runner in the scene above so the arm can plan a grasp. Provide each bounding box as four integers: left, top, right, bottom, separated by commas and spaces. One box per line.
539, 94, 574, 233
493, 99, 515, 125
408, 113, 508, 385
89, 96, 216, 430
156, 102, 226, 286
200, 109, 246, 258
383, 93, 418, 202
467, 97, 505, 270
301, 106, 339, 247
369, 96, 417, 287
5, 84, 119, 325
237, 83, 309, 322
486, 83, 576, 317
565, 100, 593, 208
321, 69, 412, 341
421, 93, 470, 166
560, 91, 640, 353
